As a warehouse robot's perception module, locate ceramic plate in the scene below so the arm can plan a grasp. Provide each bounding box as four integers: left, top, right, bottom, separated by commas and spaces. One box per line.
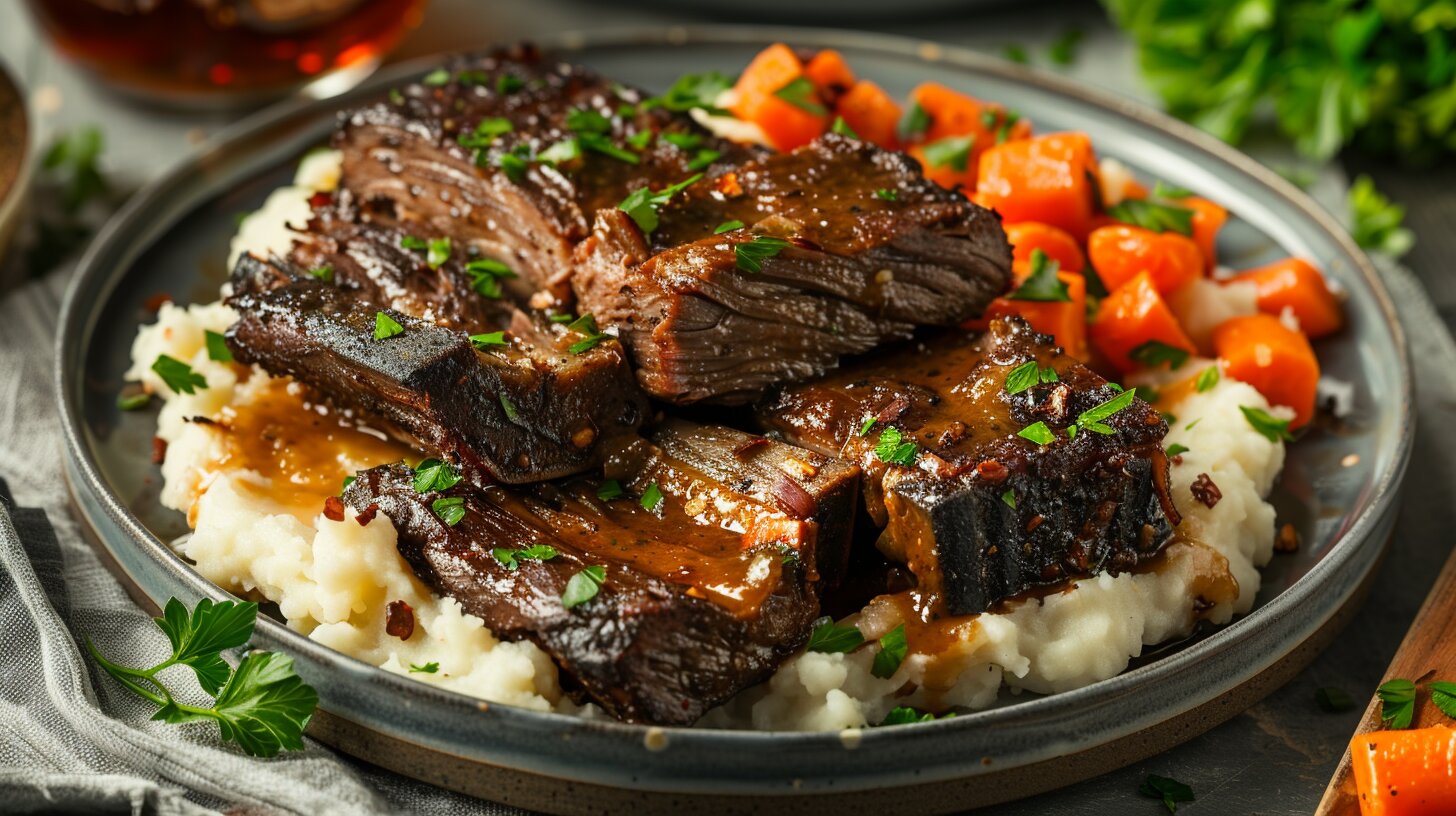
57, 26, 1412, 814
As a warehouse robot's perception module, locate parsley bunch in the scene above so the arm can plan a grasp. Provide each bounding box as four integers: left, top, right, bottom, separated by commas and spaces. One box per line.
1105, 0, 1456, 163
87, 598, 317, 758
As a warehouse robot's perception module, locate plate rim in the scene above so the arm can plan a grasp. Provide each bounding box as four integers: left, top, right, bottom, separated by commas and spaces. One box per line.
55, 23, 1415, 796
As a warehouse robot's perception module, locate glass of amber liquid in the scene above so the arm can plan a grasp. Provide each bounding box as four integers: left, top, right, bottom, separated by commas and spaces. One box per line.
25, 0, 428, 108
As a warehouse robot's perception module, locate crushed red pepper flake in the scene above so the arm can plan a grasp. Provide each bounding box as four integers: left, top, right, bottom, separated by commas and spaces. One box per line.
323, 495, 346, 522
150, 436, 167, 465
385, 599, 415, 640
1190, 472, 1222, 508
355, 502, 380, 527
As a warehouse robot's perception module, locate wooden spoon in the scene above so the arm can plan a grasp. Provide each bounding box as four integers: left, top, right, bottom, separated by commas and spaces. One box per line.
1314, 544, 1456, 815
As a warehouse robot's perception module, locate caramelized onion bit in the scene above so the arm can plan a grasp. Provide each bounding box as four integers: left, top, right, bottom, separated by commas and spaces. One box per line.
323, 496, 346, 522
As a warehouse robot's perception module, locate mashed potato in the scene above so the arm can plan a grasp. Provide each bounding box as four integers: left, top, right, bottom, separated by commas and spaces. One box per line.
128, 151, 1288, 730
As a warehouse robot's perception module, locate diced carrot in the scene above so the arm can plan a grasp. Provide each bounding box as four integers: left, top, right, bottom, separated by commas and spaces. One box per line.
1087, 224, 1202, 294
1212, 313, 1320, 428
906, 82, 1030, 193
977, 132, 1099, 240
1091, 271, 1197, 372
1005, 222, 1085, 273
984, 271, 1088, 358
1123, 179, 1149, 200
907, 143, 977, 192
1183, 196, 1228, 272
1224, 257, 1344, 339
836, 80, 902, 149
729, 43, 829, 151
804, 49, 855, 99
1349, 726, 1456, 816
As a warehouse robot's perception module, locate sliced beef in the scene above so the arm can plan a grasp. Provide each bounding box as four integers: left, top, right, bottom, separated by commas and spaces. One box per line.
342, 421, 860, 724
335, 44, 756, 304
226, 253, 646, 484
572, 134, 1012, 404
758, 317, 1180, 616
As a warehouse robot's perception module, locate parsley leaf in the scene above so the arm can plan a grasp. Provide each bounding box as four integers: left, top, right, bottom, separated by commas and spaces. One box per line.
772, 76, 828, 116
1001, 489, 1017, 509
464, 257, 517, 298
1240, 406, 1295, 442
1003, 45, 1029, 64
871, 624, 908, 679
714, 219, 745, 234
1008, 249, 1071, 302
426, 237, 451, 270
874, 188, 899, 201
1166, 443, 1190, 457
373, 311, 404, 340
1378, 678, 1416, 729
1049, 26, 1084, 66
874, 426, 919, 466
492, 544, 559, 571
858, 415, 877, 436
881, 706, 954, 725
1106, 198, 1195, 236
640, 482, 664, 512
431, 496, 466, 526
596, 480, 624, 501
617, 173, 702, 236
204, 330, 233, 364
421, 68, 450, 86
151, 355, 207, 395
1076, 388, 1138, 435
1430, 681, 1456, 720
898, 101, 931, 142
457, 117, 513, 149
921, 134, 975, 172
117, 391, 151, 411
470, 331, 507, 350
561, 565, 606, 609
537, 138, 581, 165
410, 662, 439, 674
643, 71, 733, 115
805, 616, 865, 653
1315, 686, 1355, 713
1139, 774, 1195, 813
412, 458, 462, 493
496, 74, 523, 94
1018, 421, 1056, 445
86, 597, 316, 757
662, 132, 702, 150
1004, 360, 1058, 394
579, 132, 641, 164
308, 265, 334, 283
1130, 340, 1190, 370
566, 107, 612, 134
734, 235, 791, 273
1349, 175, 1414, 258
564, 313, 609, 355
831, 116, 860, 138
1195, 365, 1220, 393
686, 148, 722, 170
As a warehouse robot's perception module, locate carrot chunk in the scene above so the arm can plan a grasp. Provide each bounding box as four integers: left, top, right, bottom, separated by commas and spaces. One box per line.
1005, 222, 1085, 273
1091, 271, 1197, 372
1212, 313, 1320, 428
1087, 224, 1202, 294
984, 271, 1087, 359
1350, 726, 1456, 816
804, 49, 855, 99
905, 83, 1029, 192
730, 44, 829, 151
977, 132, 1099, 240
835, 80, 902, 149
1183, 196, 1228, 272
1224, 257, 1344, 339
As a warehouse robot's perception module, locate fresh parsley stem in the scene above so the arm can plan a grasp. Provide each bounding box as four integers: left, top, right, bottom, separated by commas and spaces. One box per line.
85, 638, 170, 707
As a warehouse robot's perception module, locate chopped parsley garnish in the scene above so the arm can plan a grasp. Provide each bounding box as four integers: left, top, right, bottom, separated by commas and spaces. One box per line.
388, 88, 404, 105
85, 597, 316, 757
993, 109, 1022, 144
1076, 388, 1138, 435
307, 265, 333, 283
686, 149, 722, 171
400, 235, 426, 250
1240, 406, 1295, 442
469, 331, 507, 350
1315, 686, 1355, 713
561, 565, 606, 609
1106, 198, 1195, 236
547, 312, 575, 324
734, 235, 791, 273
431, 496, 466, 526
642, 71, 733, 115
1007, 249, 1071, 302
341, 475, 356, 493
714, 220, 745, 234
1350, 174, 1414, 258
1195, 365, 1220, 393
496, 73, 523, 94
412, 458, 462, 493
871, 624, 908, 679
921, 134, 975, 172
566, 107, 612, 134
1048, 26, 1084, 66
1003, 44, 1029, 64
1431, 681, 1456, 719
617, 173, 702, 236
564, 313, 609, 354
409, 662, 439, 674
881, 706, 954, 725
421, 68, 450, 86
1017, 421, 1056, 445
579, 132, 641, 164
454, 70, 491, 86
626, 129, 654, 150
1139, 774, 1195, 813
373, 311, 404, 340
898, 101, 931, 142
831, 116, 860, 139
499, 394, 520, 421
495, 148, 530, 182
204, 330, 233, 363
538, 138, 581, 165
596, 480, 624, 501
858, 415, 877, 436
805, 616, 865, 653
426, 237, 451, 269
117, 391, 151, 411
1378, 678, 1416, 729
1153, 180, 1193, 199
492, 544, 559, 571
465, 257, 517, 298
640, 482, 664, 512
1004, 360, 1058, 394
662, 132, 703, 150
874, 426, 919, 466
457, 117, 513, 150
874, 188, 898, 201
1166, 443, 1189, 457
1129, 340, 1190, 370
151, 355, 207, 395
772, 76, 828, 116
1001, 489, 1017, 509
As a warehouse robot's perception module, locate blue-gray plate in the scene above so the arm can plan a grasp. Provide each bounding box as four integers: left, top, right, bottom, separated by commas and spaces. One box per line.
56, 26, 1412, 814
